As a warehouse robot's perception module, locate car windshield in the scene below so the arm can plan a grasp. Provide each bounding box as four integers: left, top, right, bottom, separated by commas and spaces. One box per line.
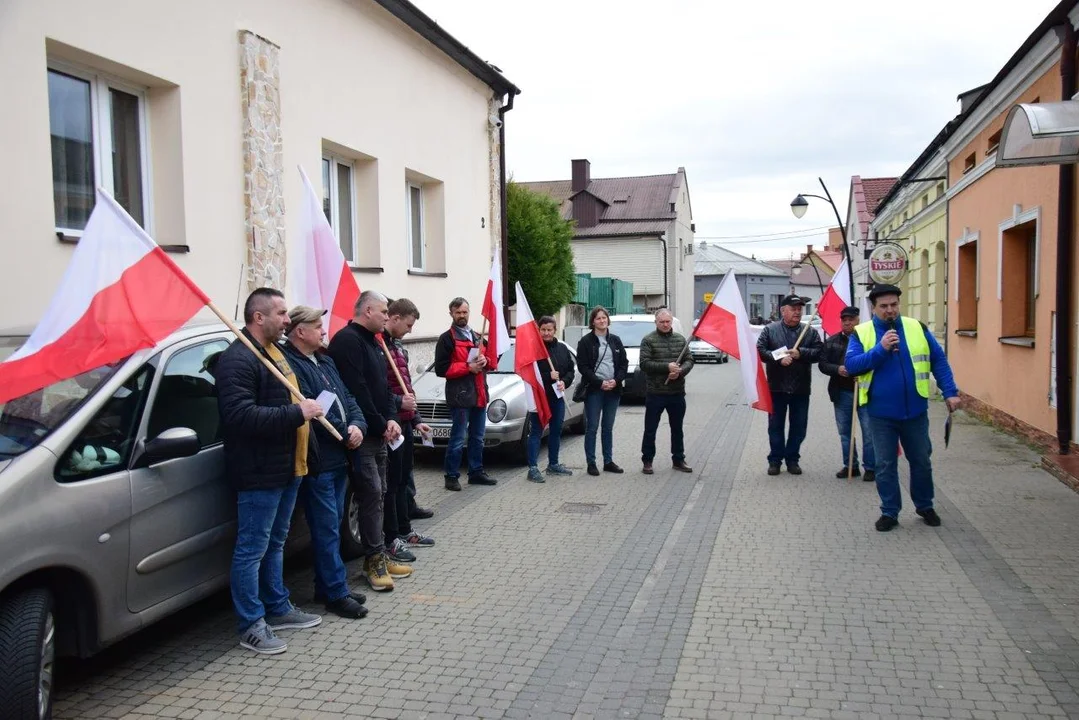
607, 321, 656, 347
0, 335, 123, 458
493, 345, 517, 373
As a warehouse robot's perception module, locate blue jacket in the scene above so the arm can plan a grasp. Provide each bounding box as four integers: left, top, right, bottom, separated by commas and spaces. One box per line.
282, 341, 367, 473
844, 315, 958, 421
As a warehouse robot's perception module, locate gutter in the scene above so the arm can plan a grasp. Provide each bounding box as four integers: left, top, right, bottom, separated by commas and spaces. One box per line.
498, 91, 516, 326
1055, 22, 1076, 455
659, 234, 669, 308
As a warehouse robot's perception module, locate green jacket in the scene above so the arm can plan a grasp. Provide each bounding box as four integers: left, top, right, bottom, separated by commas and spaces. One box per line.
639, 330, 694, 395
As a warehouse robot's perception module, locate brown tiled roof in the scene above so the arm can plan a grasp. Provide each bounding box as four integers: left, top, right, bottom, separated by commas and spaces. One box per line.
521, 173, 679, 233
851, 176, 898, 229
765, 259, 835, 286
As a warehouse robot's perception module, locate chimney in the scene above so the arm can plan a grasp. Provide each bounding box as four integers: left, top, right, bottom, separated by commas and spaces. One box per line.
806, 244, 813, 255
571, 159, 591, 193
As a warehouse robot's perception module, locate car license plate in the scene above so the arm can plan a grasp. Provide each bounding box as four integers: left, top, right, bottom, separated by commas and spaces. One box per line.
430, 426, 451, 439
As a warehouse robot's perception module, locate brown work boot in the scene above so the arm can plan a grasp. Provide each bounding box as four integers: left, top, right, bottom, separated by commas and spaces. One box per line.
383, 553, 413, 579
642, 462, 654, 475
673, 461, 693, 473
363, 554, 394, 592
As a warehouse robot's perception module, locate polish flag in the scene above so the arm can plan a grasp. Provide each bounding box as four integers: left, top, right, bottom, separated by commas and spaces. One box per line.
693, 271, 773, 413
816, 257, 851, 337
481, 251, 511, 367
294, 165, 360, 338
512, 282, 552, 429
0, 190, 209, 404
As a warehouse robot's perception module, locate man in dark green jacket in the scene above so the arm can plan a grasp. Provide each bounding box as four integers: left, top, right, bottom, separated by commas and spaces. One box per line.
639, 309, 695, 475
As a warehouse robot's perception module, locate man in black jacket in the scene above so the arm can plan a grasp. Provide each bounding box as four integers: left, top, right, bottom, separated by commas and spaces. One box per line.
818, 306, 876, 481
525, 316, 576, 483
283, 305, 369, 619
327, 290, 413, 592
755, 295, 823, 476
434, 297, 495, 490
216, 288, 324, 655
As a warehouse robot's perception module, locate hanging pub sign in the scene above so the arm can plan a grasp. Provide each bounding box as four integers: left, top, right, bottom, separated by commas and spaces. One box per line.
868, 242, 909, 285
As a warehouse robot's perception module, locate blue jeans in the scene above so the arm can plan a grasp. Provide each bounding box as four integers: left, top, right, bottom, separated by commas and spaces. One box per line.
870, 412, 934, 518
833, 390, 875, 471
767, 392, 810, 466
301, 468, 349, 603
231, 478, 300, 633
444, 406, 486, 478
527, 398, 566, 467
641, 393, 687, 463
584, 389, 621, 465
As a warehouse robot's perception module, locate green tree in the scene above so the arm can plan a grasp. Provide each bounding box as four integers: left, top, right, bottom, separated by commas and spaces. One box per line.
506, 181, 576, 317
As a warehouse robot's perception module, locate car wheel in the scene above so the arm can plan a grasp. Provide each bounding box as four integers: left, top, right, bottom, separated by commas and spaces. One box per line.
0, 587, 55, 720
340, 486, 365, 561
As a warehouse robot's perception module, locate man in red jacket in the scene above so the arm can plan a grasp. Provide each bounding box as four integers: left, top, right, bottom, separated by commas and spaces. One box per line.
434, 297, 495, 491
382, 298, 436, 563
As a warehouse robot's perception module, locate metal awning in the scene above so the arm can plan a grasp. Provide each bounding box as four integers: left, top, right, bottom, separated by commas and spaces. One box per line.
998, 101, 1079, 167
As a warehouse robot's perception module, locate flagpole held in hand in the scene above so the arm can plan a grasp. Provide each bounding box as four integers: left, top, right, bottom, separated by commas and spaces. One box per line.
848, 379, 858, 480
205, 301, 343, 442
376, 334, 409, 392
664, 340, 691, 385
792, 308, 821, 351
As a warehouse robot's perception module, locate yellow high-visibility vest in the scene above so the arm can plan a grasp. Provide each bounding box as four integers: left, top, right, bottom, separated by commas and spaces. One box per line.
854, 316, 931, 407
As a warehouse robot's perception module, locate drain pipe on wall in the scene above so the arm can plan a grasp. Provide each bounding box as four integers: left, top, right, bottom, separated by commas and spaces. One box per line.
1056, 22, 1076, 455
498, 91, 516, 326
659, 233, 670, 309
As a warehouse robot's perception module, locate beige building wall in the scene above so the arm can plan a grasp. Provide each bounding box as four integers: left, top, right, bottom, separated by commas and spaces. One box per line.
0, 0, 503, 343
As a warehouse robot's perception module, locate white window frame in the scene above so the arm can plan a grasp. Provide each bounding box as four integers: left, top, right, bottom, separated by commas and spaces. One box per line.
322, 154, 358, 264
47, 59, 152, 237
406, 182, 426, 271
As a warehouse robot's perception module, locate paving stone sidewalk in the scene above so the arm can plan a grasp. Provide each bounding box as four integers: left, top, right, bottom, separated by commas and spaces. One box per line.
51, 364, 1079, 719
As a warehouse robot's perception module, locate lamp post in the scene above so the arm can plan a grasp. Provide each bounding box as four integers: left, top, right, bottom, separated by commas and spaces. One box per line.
792, 260, 826, 299
790, 177, 855, 295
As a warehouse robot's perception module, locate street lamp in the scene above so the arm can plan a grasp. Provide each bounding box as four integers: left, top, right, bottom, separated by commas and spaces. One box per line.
791, 260, 826, 297
790, 177, 854, 294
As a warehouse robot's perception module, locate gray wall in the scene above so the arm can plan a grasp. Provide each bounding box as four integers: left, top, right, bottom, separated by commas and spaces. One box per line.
695, 274, 790, 322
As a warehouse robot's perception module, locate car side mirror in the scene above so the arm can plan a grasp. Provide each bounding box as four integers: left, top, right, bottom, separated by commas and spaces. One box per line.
136, 427, 200, 467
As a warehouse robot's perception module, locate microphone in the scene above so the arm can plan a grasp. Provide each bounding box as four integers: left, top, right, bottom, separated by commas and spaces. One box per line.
887, 320, 899, 352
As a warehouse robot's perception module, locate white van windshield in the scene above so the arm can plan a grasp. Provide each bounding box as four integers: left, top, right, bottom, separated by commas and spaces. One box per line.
0, 336, 122, 458
607, 321, 655, 347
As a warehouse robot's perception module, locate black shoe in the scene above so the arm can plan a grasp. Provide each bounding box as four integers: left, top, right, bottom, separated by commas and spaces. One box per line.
672, 461, 693, 473
836, 466, 861, 478
862, 470, 876, 483
603, 462, 624, 474
468, 471, 497, 486
325, 595, 368, 619
767, 463, 781, 476
916, 508, 941, 527
642, 463, 654, 475
314, 589, 367, 605
875, 515, 899, 532
587, 463, 600, 476
409, 506, 435, 520
787, 463, 802, 475
445, 476, 462, 491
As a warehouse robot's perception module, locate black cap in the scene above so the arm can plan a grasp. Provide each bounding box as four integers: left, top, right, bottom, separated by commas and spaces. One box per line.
780, 294, 806, 307
868, 284, 903, 302
839, 306, 860, 319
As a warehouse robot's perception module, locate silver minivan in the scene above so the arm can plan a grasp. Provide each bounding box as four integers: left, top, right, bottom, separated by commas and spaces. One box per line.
0, 322, 363, 720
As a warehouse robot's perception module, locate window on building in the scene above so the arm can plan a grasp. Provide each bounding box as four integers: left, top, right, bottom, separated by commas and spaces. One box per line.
406, 182, 425, 271
322, 155, 356, 263
770, 294, 784, 320
936, 182, 946, 200
48, 64, 149, 234
921, 194, 929, 210
963, 153, 976, 174
987, 129, 1002, 155
1000, 219, 1037, 338
956, 237, 978, 331
750, 294, 764, 321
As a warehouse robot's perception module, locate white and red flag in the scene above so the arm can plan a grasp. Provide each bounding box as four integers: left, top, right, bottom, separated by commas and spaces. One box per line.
480, 250, 511, 367
693, 270, 773, 413
294, 165, 360, 338
816, 257, 851, 337
0, 190, 209, 404
512, 282, 552, 429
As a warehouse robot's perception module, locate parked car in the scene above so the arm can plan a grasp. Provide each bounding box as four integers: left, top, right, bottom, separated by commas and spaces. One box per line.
603, 314, 684, 400
0, 322, 368, 720
689, 336, 728, 363
410, 339, 585, 462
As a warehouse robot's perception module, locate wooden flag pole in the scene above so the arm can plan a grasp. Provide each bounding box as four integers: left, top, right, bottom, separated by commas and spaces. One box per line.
377, 334, 409, 393
664, 339, 691, 385
848, 379, 858, 481
792, 309, 821, 351
205, 301, 343, 442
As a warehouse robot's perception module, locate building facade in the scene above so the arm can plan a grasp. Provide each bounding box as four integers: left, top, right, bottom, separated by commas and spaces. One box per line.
845, 175, 898, 305
0, 0, 518, 361
694, 243, 789, 323
522, 160, 696, 324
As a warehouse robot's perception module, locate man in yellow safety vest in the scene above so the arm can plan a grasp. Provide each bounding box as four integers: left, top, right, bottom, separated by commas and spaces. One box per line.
844, 284, 960, 532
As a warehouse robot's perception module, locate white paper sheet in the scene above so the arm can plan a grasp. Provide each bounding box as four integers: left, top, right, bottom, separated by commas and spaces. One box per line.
389, 434, 405, 451
420, 431, 435, 448
552, 382, 564, 399
315, 390, 338, 416
771, 346, 791, 361
466, 347, 480, 362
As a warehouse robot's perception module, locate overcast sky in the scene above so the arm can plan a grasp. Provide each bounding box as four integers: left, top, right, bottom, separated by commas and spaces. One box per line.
414, 0, 1059, 261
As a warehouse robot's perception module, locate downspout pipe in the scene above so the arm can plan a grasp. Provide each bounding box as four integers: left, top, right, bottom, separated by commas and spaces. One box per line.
1056, 22, 1076, 455
659, 234, 669, 309
498, 91, 516, 327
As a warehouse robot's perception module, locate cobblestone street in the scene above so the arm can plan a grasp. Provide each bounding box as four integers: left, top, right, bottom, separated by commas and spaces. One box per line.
53, 363, 1079, 719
